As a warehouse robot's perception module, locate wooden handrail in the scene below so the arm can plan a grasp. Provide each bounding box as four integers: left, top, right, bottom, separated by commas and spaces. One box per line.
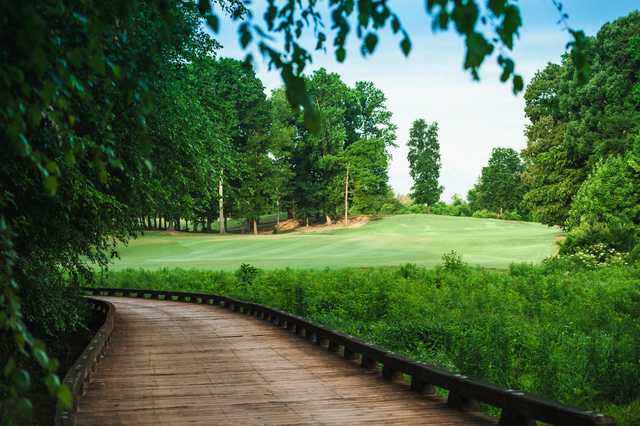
83, 287, 617, 426
54, 298, 115, 426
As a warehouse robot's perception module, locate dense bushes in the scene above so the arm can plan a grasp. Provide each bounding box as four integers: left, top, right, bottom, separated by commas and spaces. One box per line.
380, 200, 524, 222
563, 147, 640, 256
97, 259, 640, 425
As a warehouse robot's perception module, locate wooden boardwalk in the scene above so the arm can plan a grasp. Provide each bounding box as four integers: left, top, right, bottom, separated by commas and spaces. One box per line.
76, 297, 492, 425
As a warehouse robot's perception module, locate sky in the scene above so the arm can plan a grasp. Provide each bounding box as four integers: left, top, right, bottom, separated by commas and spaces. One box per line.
214, 1, 639, 201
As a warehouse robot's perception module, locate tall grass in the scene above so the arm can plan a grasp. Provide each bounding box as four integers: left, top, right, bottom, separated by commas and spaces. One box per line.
96, 259, 640, 425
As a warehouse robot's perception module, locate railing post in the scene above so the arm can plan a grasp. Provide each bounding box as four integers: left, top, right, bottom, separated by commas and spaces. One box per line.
343, 347, 357, 360
361, 355, 376, 369
410, 377, 435, 394
328, 340, 339, 352
498, 409, 536, 426
382, 365, 399, 380
447, 389, 479, 412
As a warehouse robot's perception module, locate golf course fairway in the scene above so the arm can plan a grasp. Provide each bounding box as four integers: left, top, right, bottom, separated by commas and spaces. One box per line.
109, 215, 561, 271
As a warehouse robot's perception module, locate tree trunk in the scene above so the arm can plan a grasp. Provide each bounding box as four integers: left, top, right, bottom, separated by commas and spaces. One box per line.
218, 174, 225, 234
175, 218, 181, 232
344, 163, 350, 226
305, 216, 309, 228
276, 200, 280, 226
206, 214, 212, 232
253, 219, 258, 235
325, 214, 332, 225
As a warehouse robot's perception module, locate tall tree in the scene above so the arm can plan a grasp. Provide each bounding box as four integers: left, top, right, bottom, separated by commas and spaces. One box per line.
471, 147, 524, 215
522, 11, 640, 228
407, 119, 443, 205
340, 81, 397, 215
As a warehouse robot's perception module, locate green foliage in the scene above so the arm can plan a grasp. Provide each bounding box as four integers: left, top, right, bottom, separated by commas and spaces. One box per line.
20, 277, 88, 341
235, 263, 260, 288
440, 250, 465, 271
522, 11, 640, 242
270, 69, 396, 221
407, 119, 443, 205
468, 147, 524, 216
472, 209, 499, 219
429, 195, 472, 217
563, 149, 640, 255
562, 243, 629, 269
98, 261, 640, 424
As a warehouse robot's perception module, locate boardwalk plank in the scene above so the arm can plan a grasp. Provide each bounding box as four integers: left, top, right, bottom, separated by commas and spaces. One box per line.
76, 297, 492, 425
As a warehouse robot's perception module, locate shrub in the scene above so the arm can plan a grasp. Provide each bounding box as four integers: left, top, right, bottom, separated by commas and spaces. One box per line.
20, 272, 88, 340
472, 209, 499, 219
236, 263, 260, 287
563, 243, 628, 268
406, 203, 426, 214
504, 210, 523, 221
562, 221, 638, 255
397, 263, 420, 279
440, 250, 465, 271
565, 153, 640, 253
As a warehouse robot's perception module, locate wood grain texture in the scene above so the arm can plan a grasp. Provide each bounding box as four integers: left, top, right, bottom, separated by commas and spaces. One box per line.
76, 297, 492, 425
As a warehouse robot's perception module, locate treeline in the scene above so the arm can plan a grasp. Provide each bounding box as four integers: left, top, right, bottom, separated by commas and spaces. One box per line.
139, 65, 397, 234
522, 11, 639, 256
396, 142, 526, 221
404, 11, 640, 257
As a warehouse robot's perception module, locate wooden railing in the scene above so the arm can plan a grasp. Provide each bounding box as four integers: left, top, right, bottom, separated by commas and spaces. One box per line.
83, 287, 617, 426
54, 298, 115, 426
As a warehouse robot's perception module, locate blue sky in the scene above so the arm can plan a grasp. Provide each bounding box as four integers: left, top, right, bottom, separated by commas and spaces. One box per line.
214, 1, 638, 200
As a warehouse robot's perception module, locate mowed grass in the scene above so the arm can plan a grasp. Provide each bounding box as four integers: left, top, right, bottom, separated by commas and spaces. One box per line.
110, 214, 561, 270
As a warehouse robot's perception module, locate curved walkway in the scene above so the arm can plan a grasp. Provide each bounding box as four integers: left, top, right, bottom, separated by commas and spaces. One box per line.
76, 297, 491, 425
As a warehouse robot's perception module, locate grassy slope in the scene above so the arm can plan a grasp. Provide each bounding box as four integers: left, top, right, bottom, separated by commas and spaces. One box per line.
111, 214, 561, 270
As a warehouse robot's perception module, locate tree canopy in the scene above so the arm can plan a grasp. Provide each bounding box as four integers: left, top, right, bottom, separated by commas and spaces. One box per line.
521, 11, 640, 252
407, 119, 443, 205
468, 147, 524, 216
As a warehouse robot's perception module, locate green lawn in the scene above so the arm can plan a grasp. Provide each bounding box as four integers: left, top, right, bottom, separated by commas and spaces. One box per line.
110, 214, 561, 270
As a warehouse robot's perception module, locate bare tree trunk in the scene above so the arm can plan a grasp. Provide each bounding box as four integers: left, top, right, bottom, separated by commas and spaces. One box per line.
253, 219, 258, 235
218, 174, 225, 234
325, 214, 332, 224
344, 163, 350, 226
276, 200, 280, 226
305, 216, 309, 228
